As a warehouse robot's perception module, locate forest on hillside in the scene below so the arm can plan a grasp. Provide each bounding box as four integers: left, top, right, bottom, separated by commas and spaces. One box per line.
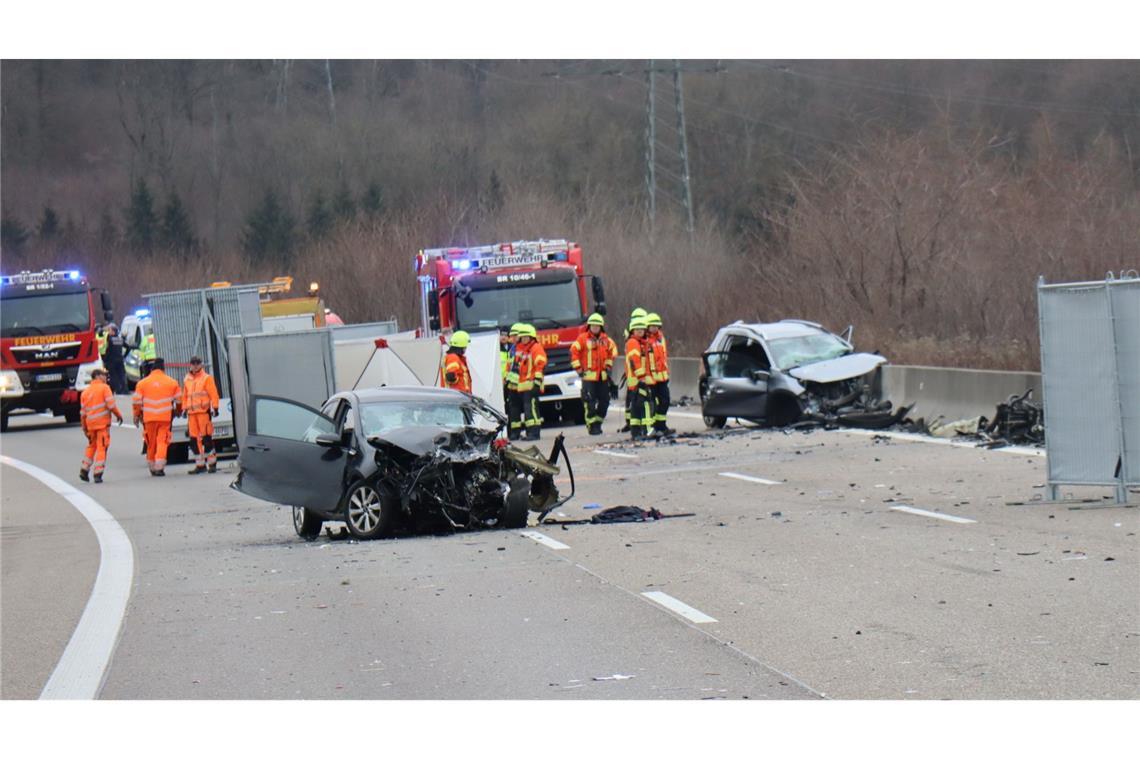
2, 60, 1138, 367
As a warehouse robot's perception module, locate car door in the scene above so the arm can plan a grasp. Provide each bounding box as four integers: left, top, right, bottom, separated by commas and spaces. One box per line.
233, 396, 347, 511
702, 335, 770, 419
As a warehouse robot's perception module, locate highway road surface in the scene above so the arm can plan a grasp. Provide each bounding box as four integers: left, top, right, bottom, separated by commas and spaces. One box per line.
2, 402, 1137, 700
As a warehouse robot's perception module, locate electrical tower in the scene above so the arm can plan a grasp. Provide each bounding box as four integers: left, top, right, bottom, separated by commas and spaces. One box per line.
644, 60, 695, 242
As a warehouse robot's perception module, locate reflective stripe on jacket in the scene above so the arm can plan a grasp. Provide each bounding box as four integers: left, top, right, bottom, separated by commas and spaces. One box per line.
133, 370, 181, 422
648, 332, 670, 382
625, 337, 653, 388
515, 341, 547, 392
183, 370, 220, 415
442, 351, 472, 393
571, 330, 617, 382
80, 378, 119, 430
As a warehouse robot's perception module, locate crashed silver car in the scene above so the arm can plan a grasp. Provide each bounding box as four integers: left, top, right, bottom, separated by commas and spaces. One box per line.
699, 320, 907, 429
233, 387, 574, 540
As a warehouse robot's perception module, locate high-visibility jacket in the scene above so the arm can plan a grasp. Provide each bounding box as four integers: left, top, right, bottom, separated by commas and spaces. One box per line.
96, 329, 109, 357
80, 377, 119, 431
516, 341, 548, 392
647, 332, 670, 382
505, 347, 520, 389
133, 369, 181, 423
500, 347, 510, 382
570, 330, 617, 382
625, 336, 653, 389
182, 369, 220, 415
141, 333, 157, 361
442, 350, 472, 393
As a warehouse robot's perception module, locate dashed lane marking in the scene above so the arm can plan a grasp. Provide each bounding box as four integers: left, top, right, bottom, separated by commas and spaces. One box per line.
719, 472, 781, 485
593, 450, 639, 459
890, 505, 977, 524
0, 456, 135, 699
519, 531, 571, 550
641, 591, 718, 624
831, 428, 1046, 457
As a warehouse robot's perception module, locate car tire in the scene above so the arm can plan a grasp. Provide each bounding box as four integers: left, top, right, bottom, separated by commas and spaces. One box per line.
703, 414, 726, 429
501, 477, 531, 529
766, 394, 802, 428
344, 481, 396, 539
292, 506, 323, 541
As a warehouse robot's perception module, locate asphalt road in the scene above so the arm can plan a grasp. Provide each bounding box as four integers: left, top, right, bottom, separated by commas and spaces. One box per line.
1, 404, 1137, 700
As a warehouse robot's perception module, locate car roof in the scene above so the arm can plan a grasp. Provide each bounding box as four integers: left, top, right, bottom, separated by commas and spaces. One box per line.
341, 386, 470, 404
721, 320, 828, 340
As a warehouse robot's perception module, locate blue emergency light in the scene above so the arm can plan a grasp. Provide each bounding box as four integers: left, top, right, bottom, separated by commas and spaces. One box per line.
454, 260, 474, 271
134, 308, 151, 317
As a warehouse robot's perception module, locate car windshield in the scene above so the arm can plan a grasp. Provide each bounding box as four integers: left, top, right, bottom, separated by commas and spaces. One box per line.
1, 292, 90, 338
359, 401, 470, 438
456, 279, 582, 331
766, 333, 851, 370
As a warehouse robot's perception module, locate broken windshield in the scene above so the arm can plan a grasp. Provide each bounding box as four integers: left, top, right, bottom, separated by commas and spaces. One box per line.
766, 333, 851, 370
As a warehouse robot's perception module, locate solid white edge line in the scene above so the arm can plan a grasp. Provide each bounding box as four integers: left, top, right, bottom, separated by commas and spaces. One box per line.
641, 591, 718, 624
0, 456, 135, 699
593, 450, 638, 459
519, 530, 571, 550
719, 472, 781, 485
890, 505, 977, 524
831, 428, 1046, 457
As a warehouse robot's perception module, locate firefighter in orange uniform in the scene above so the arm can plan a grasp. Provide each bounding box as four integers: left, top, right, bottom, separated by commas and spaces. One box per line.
516, 324, 547, 441
182, 356, 220, 474
570, 313, 617, 435
79, 368, 124, 483
645, 313, 674, 435
624, 316, 656, 440
132, 357, 181, 476
441, 331, 473, 393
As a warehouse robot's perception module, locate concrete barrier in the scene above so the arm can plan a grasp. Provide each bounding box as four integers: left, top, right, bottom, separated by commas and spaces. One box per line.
645, 357, 1041, 424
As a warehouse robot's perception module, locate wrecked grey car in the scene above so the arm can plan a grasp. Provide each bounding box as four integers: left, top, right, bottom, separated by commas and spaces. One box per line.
233, 387, 573, 540
699, 320, 907, 429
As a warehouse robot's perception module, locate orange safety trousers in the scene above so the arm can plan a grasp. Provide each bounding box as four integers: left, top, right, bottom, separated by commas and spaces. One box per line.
82, 429, 111, 476
144, 420, 172, 471
187, 413, 217, 468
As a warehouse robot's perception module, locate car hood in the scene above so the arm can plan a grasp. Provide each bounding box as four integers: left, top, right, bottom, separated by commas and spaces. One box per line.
368, 424, 494, 458
787, 352, 886, 384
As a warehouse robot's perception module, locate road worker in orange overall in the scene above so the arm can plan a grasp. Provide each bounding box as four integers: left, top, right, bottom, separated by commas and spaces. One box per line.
79, 368, 124, 483
132, 357, 181, 476
182, 355, 221, 474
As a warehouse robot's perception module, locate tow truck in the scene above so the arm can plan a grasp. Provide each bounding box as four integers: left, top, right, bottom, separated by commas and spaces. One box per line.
1, 269, 114, 432
415, 239, 606, 424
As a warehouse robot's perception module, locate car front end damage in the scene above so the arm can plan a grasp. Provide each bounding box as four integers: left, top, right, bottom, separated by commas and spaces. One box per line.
367, 398, 574, 533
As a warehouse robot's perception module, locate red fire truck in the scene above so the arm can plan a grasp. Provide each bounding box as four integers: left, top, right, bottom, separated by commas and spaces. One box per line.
415, 239, 607, 423
1, 269, 114, 432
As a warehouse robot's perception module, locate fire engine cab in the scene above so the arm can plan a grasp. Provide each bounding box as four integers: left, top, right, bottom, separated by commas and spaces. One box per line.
415, 239, 607, 424
1, 269, 113, 432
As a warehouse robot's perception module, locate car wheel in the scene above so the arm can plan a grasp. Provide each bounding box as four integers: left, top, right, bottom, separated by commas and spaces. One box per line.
703, 414, 726, 429
767, 394, 802, 428
501, 477, 531, 529
293, 506, 323, 540
344, 481, 396, 539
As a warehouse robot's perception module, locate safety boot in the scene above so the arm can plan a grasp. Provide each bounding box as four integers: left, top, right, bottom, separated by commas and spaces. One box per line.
188, 466, 207, 475
207, 464, 217, 473
79, 469, 90, 482
630, 426, 644, 440
153, 469, 166, 477
93, 474, 103, 484
588, 423, 602, 436
525, 428, 541, 441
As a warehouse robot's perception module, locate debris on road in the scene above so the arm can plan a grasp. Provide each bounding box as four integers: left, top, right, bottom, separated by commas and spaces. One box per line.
542, 506, 695, 526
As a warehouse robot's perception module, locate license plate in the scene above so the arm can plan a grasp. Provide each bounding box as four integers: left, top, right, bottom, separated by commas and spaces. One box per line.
215, 426, 233, 438
36, 372, 63, 383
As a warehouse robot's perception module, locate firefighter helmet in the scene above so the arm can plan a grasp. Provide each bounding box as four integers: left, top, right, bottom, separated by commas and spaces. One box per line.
629, 317, 648, 331
587, 313, 605, 327
450, 330, 471, 348
509, 322, 524, 336
646, 312, 662, 326
630, 307, 648, 319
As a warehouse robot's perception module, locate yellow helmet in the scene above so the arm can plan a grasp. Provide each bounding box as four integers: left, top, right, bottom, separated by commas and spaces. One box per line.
646, 312, 662, 327
587, 313, 605, 327
629, 317, 649, 331
450, 330, 470, 348
630, 307, 648, 320
521, 324, 538, 338
509, 322, 524, 336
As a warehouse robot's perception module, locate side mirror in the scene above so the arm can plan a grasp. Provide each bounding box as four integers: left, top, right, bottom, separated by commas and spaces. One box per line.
315, 433, 341, 448
591, 276, 606, 315
750, 369, 770, 383
428, 290, 441, 332
100, 291, 114, 316
341, 428, 355, 446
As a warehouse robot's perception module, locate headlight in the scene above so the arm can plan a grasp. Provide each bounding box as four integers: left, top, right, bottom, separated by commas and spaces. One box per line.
74, 360, 105, 390
0, 370, 25, 397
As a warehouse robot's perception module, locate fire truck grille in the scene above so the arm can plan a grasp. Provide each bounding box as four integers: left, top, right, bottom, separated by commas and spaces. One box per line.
544, 346, 572, 376
11, 344, 82, 364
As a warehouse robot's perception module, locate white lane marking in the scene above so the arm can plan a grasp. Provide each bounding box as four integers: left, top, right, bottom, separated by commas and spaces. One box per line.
519, 531, 570, 550
890, 505, 977, 524
0, 456, 135, 699
641, 591, 718, 623
593, 450, 638, 459
667, 411, 705, 420
832, 428, 1046, 457
719, 472, 780, 485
